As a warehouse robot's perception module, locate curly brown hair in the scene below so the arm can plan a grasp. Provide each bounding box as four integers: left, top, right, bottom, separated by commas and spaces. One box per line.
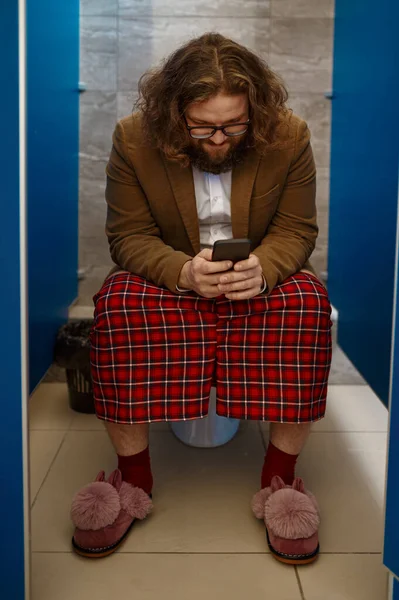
133, 32, 289, 166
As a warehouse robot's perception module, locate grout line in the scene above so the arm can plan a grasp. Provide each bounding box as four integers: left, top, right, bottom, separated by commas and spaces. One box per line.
32, 550, 271, 555
48, 427, 388, 434
257, 421, 268, 451
328, 382, 369, 386
320, 552, 383, 555
30, 431, 68, 509
30, 417, 387, 435
30, 428, 73, 432
117, 14, 272, 19
116, 0, 120, 111
309, 430, 388, 434
269, 0, 273, 55
258, 426, 387, 436
294, 566, 306, 600
31, 550, 384, 555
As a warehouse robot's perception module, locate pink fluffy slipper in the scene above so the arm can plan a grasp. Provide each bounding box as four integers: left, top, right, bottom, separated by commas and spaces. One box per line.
71, 468, 153, 558
251, 475, 320, 565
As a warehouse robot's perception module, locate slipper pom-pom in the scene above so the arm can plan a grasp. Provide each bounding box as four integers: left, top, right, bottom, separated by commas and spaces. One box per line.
251, 487, 272, 519
265, 488, 320, 540
119, 482, 153, 520
71, 482, 120, 531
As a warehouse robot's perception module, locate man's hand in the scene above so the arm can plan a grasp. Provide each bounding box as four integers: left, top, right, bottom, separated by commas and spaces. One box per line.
177, 249, 233, 298
217, 253, 264, 300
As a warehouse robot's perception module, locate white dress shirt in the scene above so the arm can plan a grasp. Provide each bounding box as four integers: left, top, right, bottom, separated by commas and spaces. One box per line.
176, 166, 267, 294
192, 165, 234, 250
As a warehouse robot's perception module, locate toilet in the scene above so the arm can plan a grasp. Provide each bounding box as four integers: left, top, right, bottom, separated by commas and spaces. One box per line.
169, 387, 240, 447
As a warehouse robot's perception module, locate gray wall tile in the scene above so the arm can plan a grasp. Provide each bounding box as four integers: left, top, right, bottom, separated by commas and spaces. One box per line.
119, 0, 270, 17
118, 18, 270, 91
81, 0, 118, 16
317, 167, 330, 209
79, 235, 114, 269
271, 0, 334, 18
117, 91, 138, 121
80, 91, 117, 162
77, 266, 113, 306
79, 176, 107, 238
311, 166, 330, 277
80, 17, 117, 91
270, 18, 333, 92
80, 156, 108, 186
79, 2, 334, 291
313, 206, 329, 276
288, 93, 331, 167
311, 239, 328, 278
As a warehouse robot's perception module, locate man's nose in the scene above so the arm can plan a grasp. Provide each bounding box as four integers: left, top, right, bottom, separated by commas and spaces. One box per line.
211, 130, 227, 145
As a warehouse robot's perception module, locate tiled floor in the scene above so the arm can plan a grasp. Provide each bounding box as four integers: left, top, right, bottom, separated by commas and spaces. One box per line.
29, 382, 389, 599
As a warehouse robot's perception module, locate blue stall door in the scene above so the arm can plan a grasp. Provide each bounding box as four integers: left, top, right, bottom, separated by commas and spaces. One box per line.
27, 0, 79, 389
384, 165, 399, 590
328, 1, 399, 406
1, 2, 29, 598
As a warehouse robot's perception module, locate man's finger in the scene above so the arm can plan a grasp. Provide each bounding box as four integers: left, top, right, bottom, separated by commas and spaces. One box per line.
234, 253, 259, 271
219, 268, 259, 285
196, 248, 233, 274
220, 277, 260, 293
201, 258, 233, 274
198, 248, 213, 260
225, 286, 260, 300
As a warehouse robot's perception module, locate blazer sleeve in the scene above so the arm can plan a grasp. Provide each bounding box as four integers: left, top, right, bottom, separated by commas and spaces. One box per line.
252, 119, 318, 294
105, 120, 193, 292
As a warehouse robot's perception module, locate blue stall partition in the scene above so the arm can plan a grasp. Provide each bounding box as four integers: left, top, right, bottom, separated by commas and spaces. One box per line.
0, 1, 30, 598
384, 162, 399, 591
27, 0, 79, 389
328, 0, 399, 405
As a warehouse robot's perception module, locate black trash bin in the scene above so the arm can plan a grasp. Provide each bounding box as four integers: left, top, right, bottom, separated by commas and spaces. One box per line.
54, 320, 95, 414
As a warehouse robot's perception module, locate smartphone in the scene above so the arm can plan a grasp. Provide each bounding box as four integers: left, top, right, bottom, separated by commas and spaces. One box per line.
212, 238, 251, 264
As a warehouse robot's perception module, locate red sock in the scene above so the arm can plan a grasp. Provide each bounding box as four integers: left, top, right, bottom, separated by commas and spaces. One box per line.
117, 446, 153, 495
261, 441, 299, 489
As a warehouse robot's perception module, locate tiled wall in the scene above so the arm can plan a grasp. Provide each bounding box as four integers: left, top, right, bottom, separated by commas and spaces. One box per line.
79, 0, 334, 291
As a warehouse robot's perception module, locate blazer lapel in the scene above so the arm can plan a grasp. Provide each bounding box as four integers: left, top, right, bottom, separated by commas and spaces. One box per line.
163, 149, 261, 254
162, 158, 201, 254
231, 149, 261, 240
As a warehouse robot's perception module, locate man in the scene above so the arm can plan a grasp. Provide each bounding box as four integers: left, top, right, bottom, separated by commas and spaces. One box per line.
70, 32, 332, 565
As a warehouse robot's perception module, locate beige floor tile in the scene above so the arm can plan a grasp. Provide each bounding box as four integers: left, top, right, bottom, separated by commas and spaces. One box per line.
296, 432, 385, 553
298, 554, 389, 600
29, 430, 65, 505
335, 432, 388, 511
31, 423, 266, 553
29, 383, 74, 430
329, 346, 366, 385
32, 552, 301, 600
70, 411, 170, 432
259, 385, 388, 438
31, 430, 116, 552
313, 385, 388, 432
69, 411, 106, 430
68, 305, 95, 320
257, 428, 385, 552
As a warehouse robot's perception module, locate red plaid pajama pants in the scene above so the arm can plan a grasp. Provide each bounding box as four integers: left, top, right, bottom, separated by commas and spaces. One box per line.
90, 271, 332, 424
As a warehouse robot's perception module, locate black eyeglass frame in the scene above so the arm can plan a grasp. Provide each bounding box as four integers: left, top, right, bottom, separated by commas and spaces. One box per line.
183, 115, 250, 139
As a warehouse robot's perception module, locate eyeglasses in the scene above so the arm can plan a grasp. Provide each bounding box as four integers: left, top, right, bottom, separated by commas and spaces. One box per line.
184, 116, 250, 140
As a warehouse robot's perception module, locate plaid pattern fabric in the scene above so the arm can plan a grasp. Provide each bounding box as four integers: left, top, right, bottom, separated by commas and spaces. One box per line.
90, 272, 332, 424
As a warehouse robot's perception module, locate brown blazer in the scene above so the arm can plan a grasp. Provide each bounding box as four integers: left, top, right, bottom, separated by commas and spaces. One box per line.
105, 111, 319, 295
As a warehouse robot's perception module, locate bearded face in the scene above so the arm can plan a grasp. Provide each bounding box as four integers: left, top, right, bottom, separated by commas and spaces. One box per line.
183, 92, 250, 174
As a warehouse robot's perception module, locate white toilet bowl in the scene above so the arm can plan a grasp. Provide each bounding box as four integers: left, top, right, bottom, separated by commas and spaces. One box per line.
169, 387, 240, 447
